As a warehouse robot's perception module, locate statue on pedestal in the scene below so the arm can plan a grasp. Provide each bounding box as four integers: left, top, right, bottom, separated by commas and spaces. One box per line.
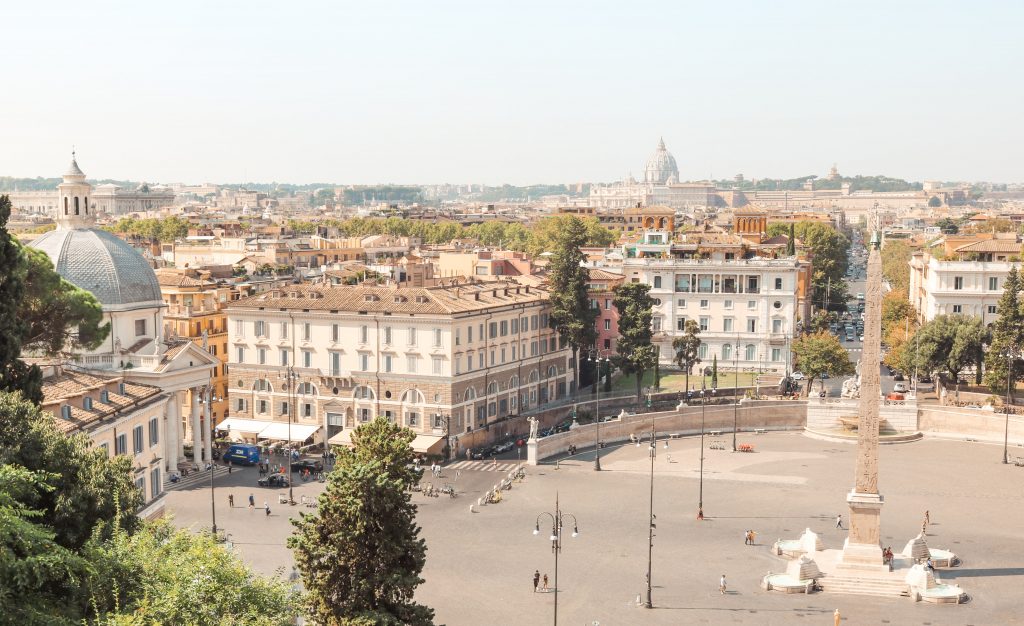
527, 416, 539, 441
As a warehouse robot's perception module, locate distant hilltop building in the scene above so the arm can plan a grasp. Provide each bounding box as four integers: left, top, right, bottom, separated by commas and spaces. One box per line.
589, 138, 716, 209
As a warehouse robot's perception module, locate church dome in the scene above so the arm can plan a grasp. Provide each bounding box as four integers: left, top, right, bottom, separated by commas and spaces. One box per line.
29, 228, 163, 310
644, 137, 679, 185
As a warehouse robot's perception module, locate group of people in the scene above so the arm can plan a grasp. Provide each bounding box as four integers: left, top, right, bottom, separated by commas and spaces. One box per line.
258, 462, 286, 477
532, 570, 549, 593
743, 530, 757, 545
566, 444, 578, 456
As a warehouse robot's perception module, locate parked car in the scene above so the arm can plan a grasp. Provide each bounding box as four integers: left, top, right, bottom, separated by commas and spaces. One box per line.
893, 383, 908, 393
893, 372, 905, 381
291, 459, 323, 474
258, 474, 290, 488
920, 375, 933, 384
792, 372, 805, 380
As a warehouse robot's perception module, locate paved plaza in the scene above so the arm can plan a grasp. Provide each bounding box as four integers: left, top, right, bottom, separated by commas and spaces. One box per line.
167, 434, 1024, 625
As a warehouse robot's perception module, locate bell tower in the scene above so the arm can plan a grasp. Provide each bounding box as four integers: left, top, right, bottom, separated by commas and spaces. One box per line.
56, 151, 94, 230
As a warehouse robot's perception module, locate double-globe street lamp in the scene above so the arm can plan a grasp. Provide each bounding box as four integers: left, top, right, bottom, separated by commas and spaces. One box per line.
1005, 349, 1020, 464
533, 495, 579, 626
586, 350, 611, 471
644, 410, 657, 608
203, 381, 223, 537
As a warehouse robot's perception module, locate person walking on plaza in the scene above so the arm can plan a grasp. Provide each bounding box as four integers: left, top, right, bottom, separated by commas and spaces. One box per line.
542, 574, 549, 591
533, 570, 540, 592
749, 530, 756, 545
228, 494, 234, 508
835, 514, 844, 529
264, 500, 270, 516
924, 509, 930, 525
744, 530, 751, 545
834, 608, 841, 625
248, 493, 255, 510
720, 574, 727, 594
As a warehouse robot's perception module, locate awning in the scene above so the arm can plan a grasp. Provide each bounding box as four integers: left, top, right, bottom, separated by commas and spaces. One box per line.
327, 430, 354, 447
216, 418, 275, 433
257, 422, 321, 442
411, 434, 445, 454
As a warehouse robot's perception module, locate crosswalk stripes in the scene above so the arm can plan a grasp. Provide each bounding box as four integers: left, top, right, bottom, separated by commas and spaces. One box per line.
445, 460, 521, 473
165, 464, 232, 491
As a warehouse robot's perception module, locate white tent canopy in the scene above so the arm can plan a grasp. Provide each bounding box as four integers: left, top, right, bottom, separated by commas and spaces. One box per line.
216, 417, 275, 433
411, 434, 445, 454
256, 422, 320, 442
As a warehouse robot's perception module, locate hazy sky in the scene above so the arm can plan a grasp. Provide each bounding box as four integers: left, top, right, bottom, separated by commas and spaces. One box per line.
2, 1, 1021, 185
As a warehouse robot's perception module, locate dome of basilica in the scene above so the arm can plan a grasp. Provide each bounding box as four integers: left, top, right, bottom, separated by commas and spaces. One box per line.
644, 137, 679, 185
30, 228, 163, 309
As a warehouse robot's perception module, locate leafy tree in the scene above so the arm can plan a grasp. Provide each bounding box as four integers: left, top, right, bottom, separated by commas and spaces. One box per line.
916, 314, 988, 398
985, 266, 1024, 400
0, 392, 141, 550
289, 418, 433, 625
672, 319, 702, 392
881, 290, 917, 339
0, 464, 92, 626
785, 223, 796, 256
769, 221, 850, 310
928, 196, 942, 208
547, 217, 597, 397
791, 331, 855, 396
711, 354, 718, 389
88, 520, 297, 625
612, 283, 658, 402
935, 217, 959, 234
19, 246, 109, 356
881, 240, 913, 293
0, 196, 42, 403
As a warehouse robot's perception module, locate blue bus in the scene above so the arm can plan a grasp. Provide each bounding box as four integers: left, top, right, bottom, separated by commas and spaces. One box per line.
222, 443, 260, 466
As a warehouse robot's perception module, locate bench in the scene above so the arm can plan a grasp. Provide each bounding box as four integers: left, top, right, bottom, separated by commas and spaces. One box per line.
754, 428, 767, 435
709, 430, 722, 437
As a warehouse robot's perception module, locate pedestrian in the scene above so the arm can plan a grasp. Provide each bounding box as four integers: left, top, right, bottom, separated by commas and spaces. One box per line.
248, 493, 255, 510
924, 509, 930, 525
720, 574, 727, 594
835, 514, 843, 529
834, 608, 841, 626
264, 500, 270, 516
227, 461, 232, 474
228, 494, 234, 508
749, 530, 757, 545
533, 569, 540, 592
492, 457, 498, 468
744, 530, 751, 545
542, 574, 549, 591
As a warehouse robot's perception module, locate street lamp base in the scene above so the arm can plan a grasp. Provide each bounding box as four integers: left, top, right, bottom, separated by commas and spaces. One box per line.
594, 456, 602, 471
697, 507, 704, 520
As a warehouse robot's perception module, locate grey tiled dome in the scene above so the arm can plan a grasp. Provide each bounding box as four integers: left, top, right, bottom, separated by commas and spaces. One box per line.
30, 228, 162, 308
644, 137, 679, 185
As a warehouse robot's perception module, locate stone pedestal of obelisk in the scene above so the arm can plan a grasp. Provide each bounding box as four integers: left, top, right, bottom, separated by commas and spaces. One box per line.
838, 231, 888, 572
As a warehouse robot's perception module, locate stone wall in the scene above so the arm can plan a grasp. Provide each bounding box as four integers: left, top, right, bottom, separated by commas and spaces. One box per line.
532, 399, 806, 461
918, 406, 1024, 448
806, 397, 918, 432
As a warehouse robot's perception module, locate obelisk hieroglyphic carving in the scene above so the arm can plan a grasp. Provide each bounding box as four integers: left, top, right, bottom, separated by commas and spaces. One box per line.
840, 229, 886, 569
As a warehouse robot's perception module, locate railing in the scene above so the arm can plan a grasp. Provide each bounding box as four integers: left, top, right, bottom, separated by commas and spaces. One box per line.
624, 258, 799, 268
71, 352, 163, 371
165, 304, 219, 316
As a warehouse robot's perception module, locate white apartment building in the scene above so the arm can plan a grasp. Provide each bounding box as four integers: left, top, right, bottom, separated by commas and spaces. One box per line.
909, 246, 1017, 324
624, 257, 802, 374
225, 280, 571, 458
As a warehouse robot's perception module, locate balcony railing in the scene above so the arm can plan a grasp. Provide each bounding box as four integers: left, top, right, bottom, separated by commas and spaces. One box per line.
165, 304, 220, 316
71, 353, 163, 371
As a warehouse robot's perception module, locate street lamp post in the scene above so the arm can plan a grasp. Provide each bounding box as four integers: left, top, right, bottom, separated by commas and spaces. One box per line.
645, 410, 656, 608
1005, 351, 1016, 464
205, 383, 223, 537
533, 494, 579, 626
733, 336, 739, 452
590, 351, 608, 471
281, 367, 299, 504
698, 386, 706, 520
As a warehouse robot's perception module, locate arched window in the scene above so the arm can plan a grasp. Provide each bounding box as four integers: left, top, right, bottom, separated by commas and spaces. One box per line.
745, 344, 757, 361
352, 385, 375, 401
528, 369, 540, 383
722, 344, 732, 361
464, 387, 477, 402
400, 389, 424, 405
74, 197, 79, 215
509, 375, 520, 389
252, 379, 274, 393
547, 365, 558, 378
487, 381, 498, 395
63, 197, 68, 215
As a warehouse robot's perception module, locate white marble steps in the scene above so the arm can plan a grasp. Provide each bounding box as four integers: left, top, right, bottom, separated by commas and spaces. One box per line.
818, 574, 909, 597
165, 465, 232, 491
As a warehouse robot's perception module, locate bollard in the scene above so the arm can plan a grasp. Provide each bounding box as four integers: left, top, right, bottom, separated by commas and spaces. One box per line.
555, 460, 560, 470
469, 504, 475, 514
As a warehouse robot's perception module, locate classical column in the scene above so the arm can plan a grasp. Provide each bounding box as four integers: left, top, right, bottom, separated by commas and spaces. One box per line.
165, 391, 180, 473
840, 232, 886, 570
203, 386, 213, 466
190, 389, 203, 463
176, 390, 186, 463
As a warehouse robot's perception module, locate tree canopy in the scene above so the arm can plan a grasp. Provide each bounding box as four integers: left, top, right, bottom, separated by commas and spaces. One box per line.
768, 221, 850, 310
289, 418, 434, 625
881, 240, 913, 293
108, 216, 189, 243
916, 314, 988, 386
984, 266, 1024, 399
547, 217, 597, 394
0, 196, 42, 403
791, 331, 855, 395
613, 283, 658, 402
672, 319, 702, 393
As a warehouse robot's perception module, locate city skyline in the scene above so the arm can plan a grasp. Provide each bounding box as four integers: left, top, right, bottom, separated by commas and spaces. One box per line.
2, 1, 1021, 185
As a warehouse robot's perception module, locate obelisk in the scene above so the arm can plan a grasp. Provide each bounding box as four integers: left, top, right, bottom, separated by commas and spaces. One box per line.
839, 229, 886, 569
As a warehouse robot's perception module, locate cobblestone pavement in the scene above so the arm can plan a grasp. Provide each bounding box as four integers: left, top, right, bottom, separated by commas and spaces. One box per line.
167, 435, 1024, 625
